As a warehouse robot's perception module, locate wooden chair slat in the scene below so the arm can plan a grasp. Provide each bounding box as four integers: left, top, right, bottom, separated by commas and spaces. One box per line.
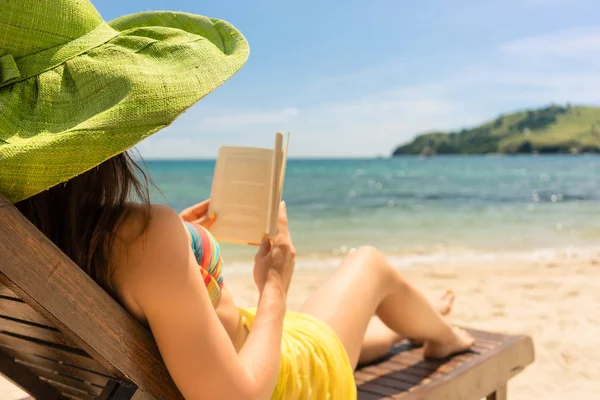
366, 375, 414, 391
21, 361, 103, 396
0, 195, 182, 399
0, 284, 19, 299
358, 382, 401, 397
0, 347, 65, 400
380, 371, 426, 386
0, 333, 108, 374
356, 330, 534, 400
0, 345, 111, 387
369, 360, 435, 379
0, 315, 73, 346
357, 389, 391, 400
0, 297, 55, 327
358, 366, 427, 387
43, 378, 97, 400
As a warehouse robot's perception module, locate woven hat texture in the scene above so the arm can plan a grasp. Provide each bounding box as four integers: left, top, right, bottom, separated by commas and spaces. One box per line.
0, 0, 249, 203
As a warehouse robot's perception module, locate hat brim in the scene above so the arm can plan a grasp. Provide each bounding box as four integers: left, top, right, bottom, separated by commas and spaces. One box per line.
0, 11, 249, 203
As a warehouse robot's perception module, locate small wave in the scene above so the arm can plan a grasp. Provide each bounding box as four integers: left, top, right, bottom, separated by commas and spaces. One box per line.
224, 245, 600, 275
302, 191, 598, 207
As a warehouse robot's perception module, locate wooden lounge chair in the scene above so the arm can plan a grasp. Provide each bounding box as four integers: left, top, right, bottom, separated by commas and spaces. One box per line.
0, 194, 534, 399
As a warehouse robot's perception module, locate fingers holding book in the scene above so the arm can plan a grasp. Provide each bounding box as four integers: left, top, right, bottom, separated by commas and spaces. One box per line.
180, 199, 217, 230
254, 201, 296, 293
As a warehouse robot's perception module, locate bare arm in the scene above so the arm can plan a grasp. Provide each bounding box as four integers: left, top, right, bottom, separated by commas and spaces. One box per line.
238, 273, 286, 399
122, 205, 287, 400
239, 201, 296, 398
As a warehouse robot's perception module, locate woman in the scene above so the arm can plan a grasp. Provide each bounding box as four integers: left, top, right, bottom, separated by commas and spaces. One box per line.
1, 1, 473, 399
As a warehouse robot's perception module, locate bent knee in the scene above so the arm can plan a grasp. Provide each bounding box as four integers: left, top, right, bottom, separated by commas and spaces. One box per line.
353, 245, 380, 259
343, 245, 393, 275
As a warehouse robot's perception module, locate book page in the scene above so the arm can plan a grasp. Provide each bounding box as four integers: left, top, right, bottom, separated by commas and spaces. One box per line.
267, 133, 290, 237
209, 147, 273, 245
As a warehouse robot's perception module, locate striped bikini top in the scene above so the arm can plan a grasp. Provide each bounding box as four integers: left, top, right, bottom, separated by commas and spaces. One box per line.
184, 222, 224, 307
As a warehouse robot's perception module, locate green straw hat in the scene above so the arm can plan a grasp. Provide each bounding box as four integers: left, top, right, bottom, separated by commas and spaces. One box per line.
0, 0, 249, 203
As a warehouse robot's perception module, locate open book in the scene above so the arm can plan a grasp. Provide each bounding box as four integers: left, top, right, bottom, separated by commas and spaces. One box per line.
208, 132, 290, 245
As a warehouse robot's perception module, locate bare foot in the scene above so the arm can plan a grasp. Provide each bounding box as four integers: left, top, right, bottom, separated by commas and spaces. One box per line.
423, 327, 475, 359
408, 290, 455, 346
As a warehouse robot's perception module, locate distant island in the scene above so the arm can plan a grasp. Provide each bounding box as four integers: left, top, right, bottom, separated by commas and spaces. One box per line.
392, 104, 600, 156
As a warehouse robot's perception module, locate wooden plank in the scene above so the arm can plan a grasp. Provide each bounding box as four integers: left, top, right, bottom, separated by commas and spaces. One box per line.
360, 365, 426, 387
487, 384, 507, 400
366, 360, 434, 380
365, 375, 413, 391
358, 382, 400, 397
43, 378, 96, 400
0, 347, 64, 400
386, 354, 445, 372
0, 297, 55, 326
0, 284, 19, 299
19, 361, 103, 396
399, 335, 534, 400
0, 315, 73, 346
354, 370, 374, 384
0, 345, 111, 387
0, 333, 109, 374
0, 195, 182, 399
354, 368, 415, 392
357, 389, 388, 400
355, 331, 534, 400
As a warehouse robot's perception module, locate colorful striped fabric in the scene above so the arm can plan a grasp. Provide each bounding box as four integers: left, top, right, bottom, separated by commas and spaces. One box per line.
184, 222, 224, 307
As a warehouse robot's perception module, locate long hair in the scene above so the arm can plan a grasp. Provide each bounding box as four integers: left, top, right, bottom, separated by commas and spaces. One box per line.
15, 152, 151, 297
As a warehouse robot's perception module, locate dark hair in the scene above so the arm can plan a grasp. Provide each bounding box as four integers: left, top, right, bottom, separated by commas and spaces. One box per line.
15, 151, 151, 297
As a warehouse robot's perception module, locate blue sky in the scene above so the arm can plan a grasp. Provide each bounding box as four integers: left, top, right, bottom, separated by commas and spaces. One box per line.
97, 0, 600, 158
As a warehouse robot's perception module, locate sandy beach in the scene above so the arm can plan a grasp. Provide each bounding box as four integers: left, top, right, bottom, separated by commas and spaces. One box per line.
2, 251, 600, 399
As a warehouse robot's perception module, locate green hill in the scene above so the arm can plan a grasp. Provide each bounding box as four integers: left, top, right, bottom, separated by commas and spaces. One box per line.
392, 104, 600, 156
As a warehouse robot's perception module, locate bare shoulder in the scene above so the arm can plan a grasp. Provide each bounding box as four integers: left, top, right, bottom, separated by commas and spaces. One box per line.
110, 203, 190, 321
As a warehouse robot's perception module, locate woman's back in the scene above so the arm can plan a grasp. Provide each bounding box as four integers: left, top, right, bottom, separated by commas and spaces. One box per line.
109, 203, 249, 352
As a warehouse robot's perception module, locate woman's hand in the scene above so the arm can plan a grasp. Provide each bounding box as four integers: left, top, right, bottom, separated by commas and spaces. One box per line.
253, 201, 296, 294
179, 200, 216, 230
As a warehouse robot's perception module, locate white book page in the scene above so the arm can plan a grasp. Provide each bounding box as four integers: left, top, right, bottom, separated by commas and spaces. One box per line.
209, 146, 274, 244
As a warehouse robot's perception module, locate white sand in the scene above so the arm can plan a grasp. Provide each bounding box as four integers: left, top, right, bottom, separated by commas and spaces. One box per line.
2, 253, 599, 399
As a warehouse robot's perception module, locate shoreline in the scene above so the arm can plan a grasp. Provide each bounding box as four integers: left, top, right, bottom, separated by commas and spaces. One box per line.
2, 249, 599, 399
222, 244, 600, 274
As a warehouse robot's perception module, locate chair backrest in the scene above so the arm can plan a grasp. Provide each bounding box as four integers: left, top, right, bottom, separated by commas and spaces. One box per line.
0, 194, 182, 399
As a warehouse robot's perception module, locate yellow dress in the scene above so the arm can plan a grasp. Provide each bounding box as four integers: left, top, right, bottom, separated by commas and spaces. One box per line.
238, 308, 357, 400
186, 225, 356, 399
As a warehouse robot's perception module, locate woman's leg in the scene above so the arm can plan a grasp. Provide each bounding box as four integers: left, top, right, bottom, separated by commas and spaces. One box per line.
358, 316, 400, 365
357, 291, 456, 365
299, 246, 473, 369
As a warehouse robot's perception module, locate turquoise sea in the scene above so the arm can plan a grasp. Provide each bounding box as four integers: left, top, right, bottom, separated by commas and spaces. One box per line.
145, 156, 600, 267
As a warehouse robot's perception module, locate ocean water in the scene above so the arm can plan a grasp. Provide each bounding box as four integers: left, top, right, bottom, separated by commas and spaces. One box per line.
145, 156, 600, 267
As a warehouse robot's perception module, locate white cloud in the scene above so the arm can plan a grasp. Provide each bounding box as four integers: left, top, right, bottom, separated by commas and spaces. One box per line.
136, 137, 214, 159
138, 26, 600, 159
140, 86, 485, 158
501, 26, 600, 60
203, 107, 300, 129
